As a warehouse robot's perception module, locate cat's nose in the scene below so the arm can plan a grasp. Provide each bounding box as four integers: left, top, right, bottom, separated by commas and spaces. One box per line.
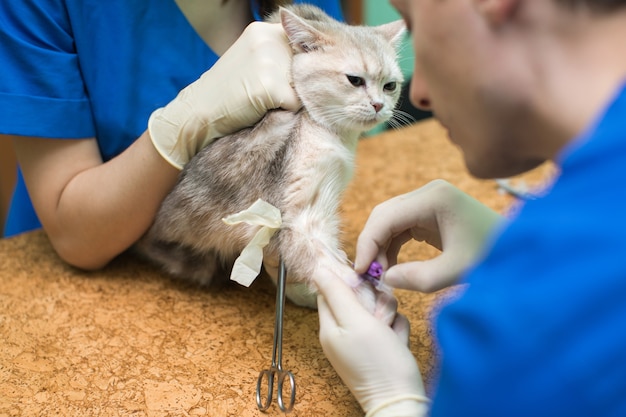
372, 102, 383, 113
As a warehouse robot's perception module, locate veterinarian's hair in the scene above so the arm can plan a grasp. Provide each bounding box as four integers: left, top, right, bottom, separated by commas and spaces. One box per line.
555, 0, 626, 12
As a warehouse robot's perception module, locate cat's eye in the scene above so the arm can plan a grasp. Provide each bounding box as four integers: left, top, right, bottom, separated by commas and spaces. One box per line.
384, 82, 397, 92
347, 75, 365, 87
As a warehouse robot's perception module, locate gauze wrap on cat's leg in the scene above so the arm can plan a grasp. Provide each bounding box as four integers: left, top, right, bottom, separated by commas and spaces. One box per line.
222, 199, 282, 287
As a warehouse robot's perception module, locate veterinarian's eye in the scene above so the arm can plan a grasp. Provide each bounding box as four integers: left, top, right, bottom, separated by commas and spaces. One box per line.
347, 75, 365, 87
383, 82, 397, 92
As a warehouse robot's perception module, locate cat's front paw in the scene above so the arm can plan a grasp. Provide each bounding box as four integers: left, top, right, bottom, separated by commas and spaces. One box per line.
313, 261, 399, 325
352, 280, 398, 327
285, 282, 318, 309
262, 258, 318, 309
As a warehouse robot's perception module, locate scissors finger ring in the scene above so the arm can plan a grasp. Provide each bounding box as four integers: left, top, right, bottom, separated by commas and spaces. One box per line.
276, 369, 296, 412
256, 368, 296, 412
256, 369, 274, 411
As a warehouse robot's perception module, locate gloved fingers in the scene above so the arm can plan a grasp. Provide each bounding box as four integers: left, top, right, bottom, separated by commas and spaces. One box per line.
383, 254, 463, 293
385, 231, 411, 266
354, 189, 441, 274
253, 58, 301, 113
354, 228, 413, 275
391, 313, 411, 346
317, 295, 345, 358
373, 287, 399, 326
245, 22, 301, 112
260, 75, 301, 112
353, 230, 387, 274
316, 294, 336, 332
353, 199, 408, 274
312, 272, 376, 328
357, 180, 488, 275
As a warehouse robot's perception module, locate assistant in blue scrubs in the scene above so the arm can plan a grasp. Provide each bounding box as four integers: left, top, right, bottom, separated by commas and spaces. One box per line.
0, 0, 343, 237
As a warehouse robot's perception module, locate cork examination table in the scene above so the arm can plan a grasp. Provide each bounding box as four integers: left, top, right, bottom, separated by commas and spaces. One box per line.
0, 119, 553, 416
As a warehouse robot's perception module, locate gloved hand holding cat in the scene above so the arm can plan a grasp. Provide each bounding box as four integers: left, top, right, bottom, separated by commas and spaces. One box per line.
148, 21, 300, 169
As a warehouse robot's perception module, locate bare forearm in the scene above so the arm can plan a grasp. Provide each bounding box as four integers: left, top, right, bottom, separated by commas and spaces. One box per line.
12, 131, 179, 270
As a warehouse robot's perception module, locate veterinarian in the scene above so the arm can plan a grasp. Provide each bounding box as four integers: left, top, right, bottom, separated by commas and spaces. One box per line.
314, 0, 626, 416
0, 0, 341, 266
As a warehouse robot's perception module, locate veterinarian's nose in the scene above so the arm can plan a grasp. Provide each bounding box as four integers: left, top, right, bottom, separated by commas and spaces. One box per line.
410, 70, 432, 111
372, 102, 383, 113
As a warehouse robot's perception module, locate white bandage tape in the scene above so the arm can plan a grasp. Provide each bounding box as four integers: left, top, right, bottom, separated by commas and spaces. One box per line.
222, 199, 282, 287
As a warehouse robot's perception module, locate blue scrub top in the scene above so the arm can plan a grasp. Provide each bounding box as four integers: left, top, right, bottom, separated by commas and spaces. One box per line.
432, 83, 626, 417
0, 0, 343, 237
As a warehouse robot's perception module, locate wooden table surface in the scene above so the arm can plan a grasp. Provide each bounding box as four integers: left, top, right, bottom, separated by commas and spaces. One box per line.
0, 119, 554, 416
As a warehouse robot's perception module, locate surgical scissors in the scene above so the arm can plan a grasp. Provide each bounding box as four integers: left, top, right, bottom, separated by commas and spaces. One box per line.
256, 258, 296, 413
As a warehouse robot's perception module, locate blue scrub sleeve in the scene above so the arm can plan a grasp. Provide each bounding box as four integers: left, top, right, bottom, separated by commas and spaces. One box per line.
0, 1, 95, 138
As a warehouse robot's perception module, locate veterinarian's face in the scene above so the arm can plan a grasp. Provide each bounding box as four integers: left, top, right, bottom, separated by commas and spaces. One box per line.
391, 0, 546, 178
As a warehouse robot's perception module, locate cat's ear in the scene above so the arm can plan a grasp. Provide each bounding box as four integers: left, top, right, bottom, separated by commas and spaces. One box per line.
280, 7, 330, 53
375, 20, 406, 49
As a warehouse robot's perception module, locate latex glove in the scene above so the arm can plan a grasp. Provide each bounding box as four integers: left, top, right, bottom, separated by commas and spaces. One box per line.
355, 179, 503, 293
314, 272, 430, 417
148, 22, 300, 169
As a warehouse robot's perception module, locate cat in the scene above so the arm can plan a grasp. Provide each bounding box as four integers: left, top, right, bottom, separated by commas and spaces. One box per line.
135, 5, 405, 309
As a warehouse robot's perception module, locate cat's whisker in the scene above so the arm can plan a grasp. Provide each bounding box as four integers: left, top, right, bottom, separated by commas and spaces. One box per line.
313, 113, 344, 128
386, 119, 406, 131
398, 55, 413, 67
313, 107, 354, 127
387, 109, 417, 130
394, 109, 417, 124
386, 116, 414, 131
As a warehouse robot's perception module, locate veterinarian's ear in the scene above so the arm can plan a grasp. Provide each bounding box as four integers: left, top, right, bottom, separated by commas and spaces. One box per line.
475, 0, 518, 26
280, 7, 330, 53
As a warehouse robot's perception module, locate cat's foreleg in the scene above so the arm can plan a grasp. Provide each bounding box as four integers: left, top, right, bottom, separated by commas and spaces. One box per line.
272, 212, 397, 323
263, 254, 318, 309
265, 206, 348, 306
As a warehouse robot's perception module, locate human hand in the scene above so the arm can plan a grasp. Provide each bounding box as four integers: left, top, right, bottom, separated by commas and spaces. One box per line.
313, 272, 429, 417
355, 179, 503, 292
148, 22, 300, 169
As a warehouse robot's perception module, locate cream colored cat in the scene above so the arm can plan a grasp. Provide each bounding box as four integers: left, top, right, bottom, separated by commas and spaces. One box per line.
135, 5, 405, 310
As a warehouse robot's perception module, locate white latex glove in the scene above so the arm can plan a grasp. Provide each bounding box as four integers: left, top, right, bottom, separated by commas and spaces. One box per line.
355, 179, 503, 293
148, 22, 300, 169
314, 272, 430, 417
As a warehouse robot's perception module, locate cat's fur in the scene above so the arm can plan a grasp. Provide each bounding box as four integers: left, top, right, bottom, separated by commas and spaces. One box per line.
135, 5, 405, 308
